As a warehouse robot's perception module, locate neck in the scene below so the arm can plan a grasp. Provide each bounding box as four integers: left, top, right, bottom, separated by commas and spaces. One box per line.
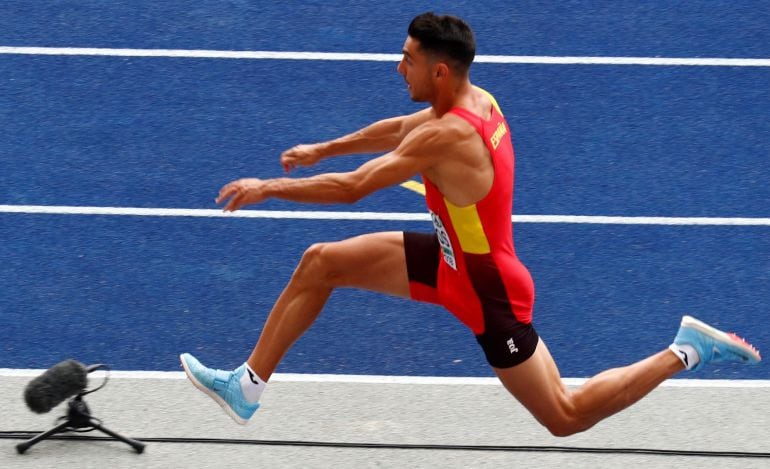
431, 78, 473, 117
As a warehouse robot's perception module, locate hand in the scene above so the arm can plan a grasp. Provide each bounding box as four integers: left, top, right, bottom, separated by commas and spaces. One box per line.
280, 144, 323, 172
216, 178, 268, 212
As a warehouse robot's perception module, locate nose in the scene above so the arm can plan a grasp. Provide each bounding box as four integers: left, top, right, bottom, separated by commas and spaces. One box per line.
396, 58, 405, 76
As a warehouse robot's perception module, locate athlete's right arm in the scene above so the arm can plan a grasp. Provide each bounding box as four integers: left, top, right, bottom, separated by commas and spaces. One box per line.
280, 107, 435, 172
216, 120, 453, 211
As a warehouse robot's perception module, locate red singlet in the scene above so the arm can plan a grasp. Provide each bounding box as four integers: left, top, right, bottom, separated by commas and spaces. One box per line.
408, 89, 535, 337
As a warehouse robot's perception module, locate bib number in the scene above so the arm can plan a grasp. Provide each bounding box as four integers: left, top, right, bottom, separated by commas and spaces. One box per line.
430, 211, 457, 270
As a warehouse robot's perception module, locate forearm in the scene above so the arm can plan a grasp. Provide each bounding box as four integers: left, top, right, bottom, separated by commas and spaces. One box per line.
316, 107, 435, 158
264, 174, 361, 204
225, 131, 434, 211
317, 116, 407, 157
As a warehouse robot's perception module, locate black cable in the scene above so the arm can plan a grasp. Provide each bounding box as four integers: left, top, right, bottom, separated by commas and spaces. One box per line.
1, 431, 768, 459
81, 364, 111, 397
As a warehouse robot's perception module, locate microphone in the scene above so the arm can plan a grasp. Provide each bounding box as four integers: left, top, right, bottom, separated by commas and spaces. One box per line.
16, 360, 144, 455
24, 359, 92, 414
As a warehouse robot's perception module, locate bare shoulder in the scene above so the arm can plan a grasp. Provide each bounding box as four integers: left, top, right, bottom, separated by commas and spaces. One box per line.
404, 109, 492, 205
400, 114, 474, 151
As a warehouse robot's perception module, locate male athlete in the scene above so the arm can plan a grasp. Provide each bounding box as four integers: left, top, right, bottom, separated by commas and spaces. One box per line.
180, 12, 760, 435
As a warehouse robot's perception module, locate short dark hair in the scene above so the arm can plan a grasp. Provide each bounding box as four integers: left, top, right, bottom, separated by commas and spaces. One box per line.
407, 12, 476, 75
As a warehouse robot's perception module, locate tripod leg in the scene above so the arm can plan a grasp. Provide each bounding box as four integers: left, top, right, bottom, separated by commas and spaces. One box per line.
90, 421, 145, 454
16, 420, 72, 454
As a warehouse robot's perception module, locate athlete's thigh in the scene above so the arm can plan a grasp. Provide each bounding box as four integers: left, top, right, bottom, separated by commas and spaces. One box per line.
319, 231, 410, 298
492, 339, 572, 427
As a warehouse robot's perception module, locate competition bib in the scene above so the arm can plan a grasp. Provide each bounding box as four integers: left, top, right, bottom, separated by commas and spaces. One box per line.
430, 211, 457, 270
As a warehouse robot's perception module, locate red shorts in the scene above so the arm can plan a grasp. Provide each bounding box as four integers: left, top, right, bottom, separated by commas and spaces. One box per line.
403, 231, 538, 368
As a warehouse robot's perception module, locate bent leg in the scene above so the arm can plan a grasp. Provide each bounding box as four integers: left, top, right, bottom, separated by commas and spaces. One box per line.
247, 231, 411, 381
494, 339, 684, 436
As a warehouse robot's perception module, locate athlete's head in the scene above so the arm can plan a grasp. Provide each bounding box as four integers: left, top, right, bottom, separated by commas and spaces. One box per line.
398, 12, 476, 102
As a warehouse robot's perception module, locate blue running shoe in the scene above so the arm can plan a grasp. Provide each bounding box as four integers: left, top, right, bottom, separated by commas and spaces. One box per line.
179, 353, 259, 424
673, 315, 761, 371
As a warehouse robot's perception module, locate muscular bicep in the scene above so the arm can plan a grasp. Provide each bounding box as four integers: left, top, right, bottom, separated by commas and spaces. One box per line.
343, 123, 448, 200
344, 151, 425, 200
364, 107, 436, 151
397, 107, 436, 140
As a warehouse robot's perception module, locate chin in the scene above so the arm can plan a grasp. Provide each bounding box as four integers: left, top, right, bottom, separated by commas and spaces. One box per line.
409, 92, 427, 103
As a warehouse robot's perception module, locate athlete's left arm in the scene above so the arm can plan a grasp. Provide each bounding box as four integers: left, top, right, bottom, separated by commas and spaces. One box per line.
217, 122, 451, 211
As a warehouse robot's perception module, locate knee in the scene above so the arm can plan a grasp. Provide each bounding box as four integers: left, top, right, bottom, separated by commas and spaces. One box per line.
540, 410, 589, 437
544, 420, 582, 438
297, 242, 328, 273
295, 242, 336, 284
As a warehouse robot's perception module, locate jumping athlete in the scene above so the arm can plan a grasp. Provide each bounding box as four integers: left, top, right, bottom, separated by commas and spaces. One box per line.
180, 12, 761, 435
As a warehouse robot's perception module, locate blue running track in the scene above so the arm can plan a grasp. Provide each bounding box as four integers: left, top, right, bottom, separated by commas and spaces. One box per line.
1, 1, 768, 379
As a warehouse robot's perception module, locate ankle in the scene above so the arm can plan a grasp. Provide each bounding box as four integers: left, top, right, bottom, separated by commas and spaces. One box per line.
669, 343, 700, 371
239, 363, 266, 403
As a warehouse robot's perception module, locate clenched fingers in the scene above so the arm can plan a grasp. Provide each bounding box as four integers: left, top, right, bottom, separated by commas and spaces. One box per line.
280, 144, 320, 173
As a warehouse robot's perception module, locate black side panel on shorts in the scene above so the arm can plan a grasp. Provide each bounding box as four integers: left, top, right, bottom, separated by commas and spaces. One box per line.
403, 231, 440, 288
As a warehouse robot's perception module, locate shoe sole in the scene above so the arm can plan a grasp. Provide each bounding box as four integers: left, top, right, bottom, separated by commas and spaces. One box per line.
680, 315, 761, 363
179, 354, 249, 425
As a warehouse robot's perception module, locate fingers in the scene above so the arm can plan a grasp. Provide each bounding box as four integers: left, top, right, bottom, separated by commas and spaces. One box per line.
280, 149, 298, 173
216, 179, 264, 212
215, 182, 238, 205
219, 191, 247, 212
216, 181, 245, 211
223, 192, 244, 212
280, 144, 318, 172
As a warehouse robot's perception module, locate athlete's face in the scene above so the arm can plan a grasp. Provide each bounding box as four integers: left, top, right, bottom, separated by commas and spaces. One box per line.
397, 36, 436, 102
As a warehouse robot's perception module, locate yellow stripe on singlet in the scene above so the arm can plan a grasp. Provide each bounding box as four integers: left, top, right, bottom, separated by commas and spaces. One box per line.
445, 199, 491, 254
400, 179, 426, 195
474, 86, 503, 117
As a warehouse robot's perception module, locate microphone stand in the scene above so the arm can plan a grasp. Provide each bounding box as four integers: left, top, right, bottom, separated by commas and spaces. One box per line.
16, 365, 145, 454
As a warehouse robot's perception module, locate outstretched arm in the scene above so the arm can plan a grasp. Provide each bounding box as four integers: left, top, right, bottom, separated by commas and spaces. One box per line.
280, 107, 435, 172
218, 121, 449, 211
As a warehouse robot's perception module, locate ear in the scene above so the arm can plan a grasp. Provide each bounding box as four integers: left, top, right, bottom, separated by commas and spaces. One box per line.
434, 62, 450, 79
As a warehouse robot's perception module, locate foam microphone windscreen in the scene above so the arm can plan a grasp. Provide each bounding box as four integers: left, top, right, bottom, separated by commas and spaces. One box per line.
23, 359, 89, 413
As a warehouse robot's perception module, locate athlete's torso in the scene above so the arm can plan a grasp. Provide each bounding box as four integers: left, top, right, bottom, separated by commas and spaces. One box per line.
421, 88, 534, 334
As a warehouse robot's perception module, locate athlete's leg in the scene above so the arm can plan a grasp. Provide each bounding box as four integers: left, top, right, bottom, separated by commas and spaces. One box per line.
494, 339, 683, 437
180, 231, 412, 424
247, 231, 410, 381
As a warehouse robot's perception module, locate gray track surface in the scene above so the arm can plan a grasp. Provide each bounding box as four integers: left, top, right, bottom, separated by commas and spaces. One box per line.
2, 376, 769, 468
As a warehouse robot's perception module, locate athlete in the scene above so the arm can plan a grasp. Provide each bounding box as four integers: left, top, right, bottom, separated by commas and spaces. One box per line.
180, 12, 761, 434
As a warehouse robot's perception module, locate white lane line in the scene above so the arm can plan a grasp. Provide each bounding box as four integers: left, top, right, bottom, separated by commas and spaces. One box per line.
2, 204, 769, 226
1, 369, 768, 387
513, 214, 770, 226
0, 204, 429, 221
1, 46, 769, 67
